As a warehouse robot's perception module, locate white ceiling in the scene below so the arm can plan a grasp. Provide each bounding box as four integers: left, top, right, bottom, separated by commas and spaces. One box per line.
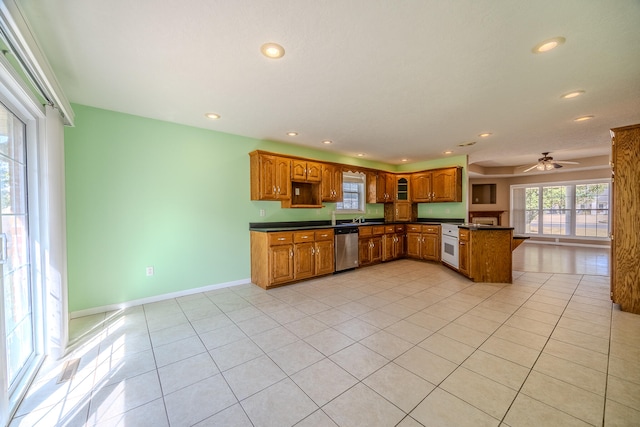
16, 0, 640, 174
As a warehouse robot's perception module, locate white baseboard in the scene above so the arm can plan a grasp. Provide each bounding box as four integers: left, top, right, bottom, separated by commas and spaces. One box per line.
69, 277, 252, 319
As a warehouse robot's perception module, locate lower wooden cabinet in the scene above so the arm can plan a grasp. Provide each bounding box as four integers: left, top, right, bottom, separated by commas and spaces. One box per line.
382, 225, 406, 261
359, 226, 383, 266
406, 224, 441, 262
251, 229, 334, 289
458, 229, 470, 277
269, 243, 294, 284
459, 228, 512, 283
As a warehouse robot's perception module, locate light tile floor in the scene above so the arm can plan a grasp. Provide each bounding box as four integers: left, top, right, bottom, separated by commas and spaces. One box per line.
10, 259, 640, 426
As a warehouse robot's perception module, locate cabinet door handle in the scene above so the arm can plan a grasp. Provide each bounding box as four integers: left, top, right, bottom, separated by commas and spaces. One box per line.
311, 247, 315, 254
316, 247, 320, 256
273, 185, 276, 194
289, 250, 293, 257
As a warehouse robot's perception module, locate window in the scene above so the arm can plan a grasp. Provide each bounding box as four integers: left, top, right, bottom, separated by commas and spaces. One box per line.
511, 180, 610, 238
336, 172, 365, 212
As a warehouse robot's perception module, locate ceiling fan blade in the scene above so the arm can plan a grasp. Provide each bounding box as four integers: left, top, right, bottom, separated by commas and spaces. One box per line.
522, 164, 538, 172
555, 160, 580, 164
553, 163, 563, 169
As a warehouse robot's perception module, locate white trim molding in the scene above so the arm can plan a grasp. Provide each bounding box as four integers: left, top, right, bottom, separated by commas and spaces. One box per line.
0, 0, 74, 125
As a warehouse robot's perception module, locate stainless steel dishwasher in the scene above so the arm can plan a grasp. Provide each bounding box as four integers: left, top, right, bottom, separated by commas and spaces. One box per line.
334, 226, 359, 272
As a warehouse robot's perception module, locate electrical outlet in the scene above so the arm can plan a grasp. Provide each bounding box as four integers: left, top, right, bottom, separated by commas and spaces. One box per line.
146, 266, 154, 276
259, 209, 265, 217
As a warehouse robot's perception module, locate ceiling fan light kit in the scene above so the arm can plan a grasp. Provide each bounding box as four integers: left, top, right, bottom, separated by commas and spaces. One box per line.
524, 152, 580, 173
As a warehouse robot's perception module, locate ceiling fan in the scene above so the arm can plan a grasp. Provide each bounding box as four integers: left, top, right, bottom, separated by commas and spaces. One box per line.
523, 152, 580, 172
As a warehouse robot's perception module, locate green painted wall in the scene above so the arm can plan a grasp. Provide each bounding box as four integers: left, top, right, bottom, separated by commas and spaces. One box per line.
65, 104, 468, 312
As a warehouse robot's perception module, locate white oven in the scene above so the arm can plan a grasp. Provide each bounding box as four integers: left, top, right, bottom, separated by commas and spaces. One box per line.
441, 223, 459, 269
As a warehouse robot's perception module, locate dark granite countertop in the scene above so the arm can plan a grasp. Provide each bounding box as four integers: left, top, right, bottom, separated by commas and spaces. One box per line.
458, 224, 514, 231
249, 218, 464, 232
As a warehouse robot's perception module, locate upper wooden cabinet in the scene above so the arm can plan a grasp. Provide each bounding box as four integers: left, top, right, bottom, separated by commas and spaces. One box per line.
321, 164, 343, 202
411, 172, 432, 202
411, 167, 462, 203
374, 172, 395, 203
291, 160, 322, 182
250, 150, 463, 207
610, 124, 640, 314
250, 151, 291, 200
432, 167, 462, 202
395, 175, 410, 201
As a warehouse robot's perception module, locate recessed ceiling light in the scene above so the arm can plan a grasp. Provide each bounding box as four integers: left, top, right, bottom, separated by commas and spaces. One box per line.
286, 132, 298, 136
401, 158, 408, 162
205, 113, 220, 120
561, 90, 585, 99
532, 37, 566, 54
322, 140, 332, 144
261, 43, 285, 59
458, 141, 476, 147
574, 115, 594, 122
357, 153, 365, 157
443, 150, 453, 155
478, 133, 492, 138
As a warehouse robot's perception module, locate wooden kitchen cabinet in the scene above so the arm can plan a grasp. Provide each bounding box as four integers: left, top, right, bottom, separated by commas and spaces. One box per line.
249, 151, 291, 200
432, 167, 462, 202
291, 159, 322, 182
385, 201, 416, 222
321, 164, 343, 202
358, 226, 383, 266
410, 167, 462, 203
406, 224, 441, 261
461, 228, 513, 283
610, 124, 640, 314
421, 228, 440, 261
458, 229, 470, 277
375, 172, 394, 203
382, 225, 405, 261
314, 231, 335, 276
250, 229, 334, 289
411, 172, 432, 202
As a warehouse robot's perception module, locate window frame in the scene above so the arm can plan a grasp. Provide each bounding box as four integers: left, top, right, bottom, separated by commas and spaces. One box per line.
510, 178, 611, 240
336, 172, 366, 213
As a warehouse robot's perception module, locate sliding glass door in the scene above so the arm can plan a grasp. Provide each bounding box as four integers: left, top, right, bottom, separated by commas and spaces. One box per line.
0, 102, 36, 423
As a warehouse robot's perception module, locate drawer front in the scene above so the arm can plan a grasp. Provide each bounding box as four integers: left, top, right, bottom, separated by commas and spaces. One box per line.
315, 230, 334, 241
384, 225, 395, 234
359, 226, 373, 237
294, 231, 315, 243
269, 232, 293, 245
406, 224, 422, 233
459, 229, 470, 241
395, 224, 405, 233
372, 226, 385, 235
423, 225, 441, 234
